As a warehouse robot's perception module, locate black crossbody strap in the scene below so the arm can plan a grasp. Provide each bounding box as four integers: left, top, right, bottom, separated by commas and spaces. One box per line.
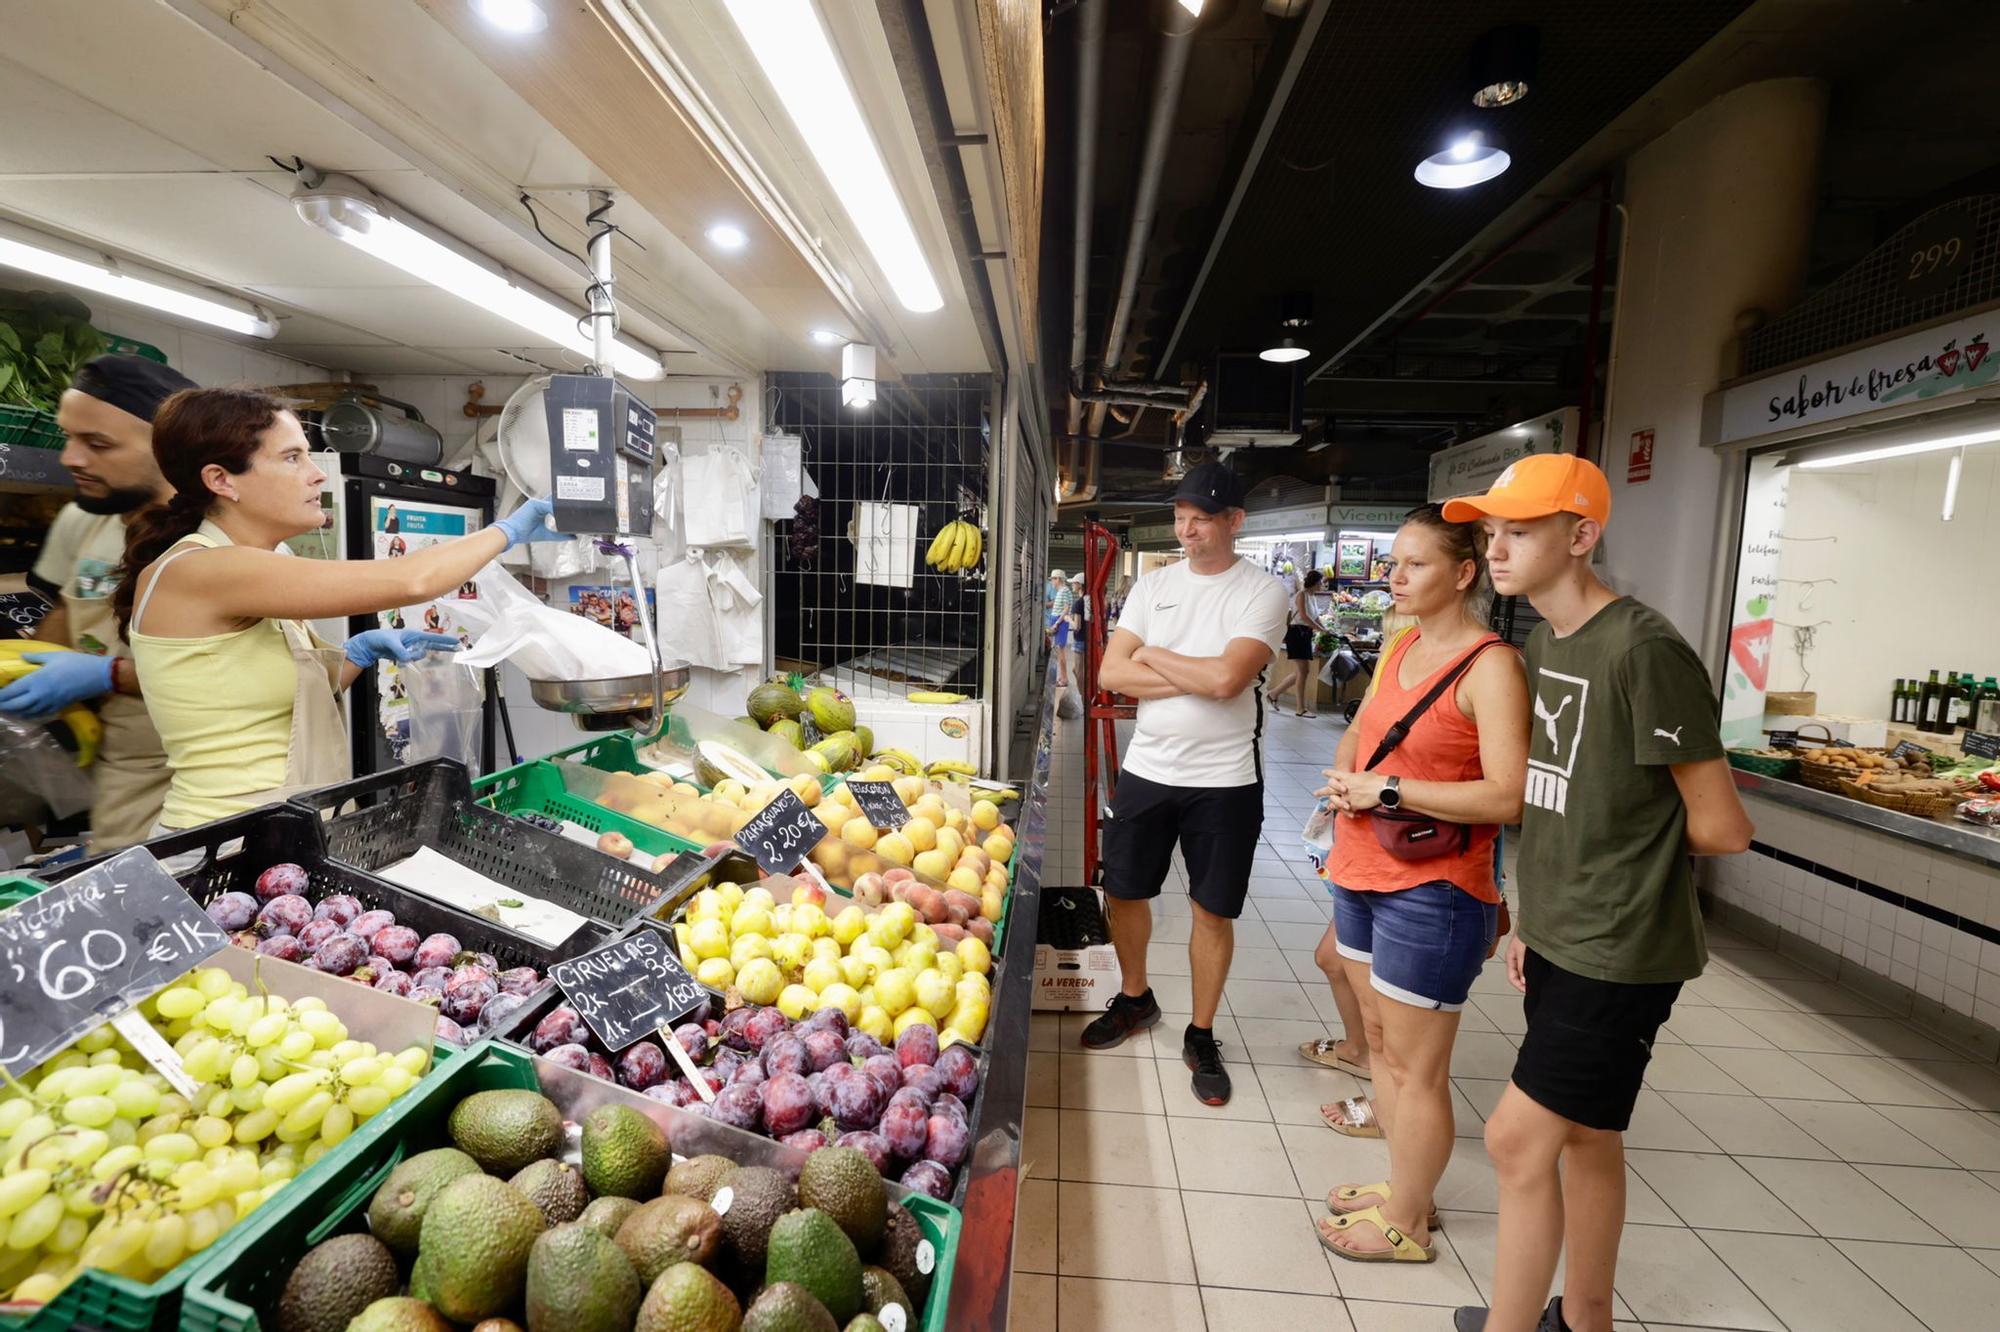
1364, 638, 1503, 773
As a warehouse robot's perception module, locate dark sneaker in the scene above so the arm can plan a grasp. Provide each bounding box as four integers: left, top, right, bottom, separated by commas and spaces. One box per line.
1182, 1024, 1231, 1105
1079, 989, 1161, 1050
1452, 1299, 1567, 1332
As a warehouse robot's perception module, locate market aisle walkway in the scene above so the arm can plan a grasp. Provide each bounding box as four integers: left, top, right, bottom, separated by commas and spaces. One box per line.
1012, 704, 2000, 1332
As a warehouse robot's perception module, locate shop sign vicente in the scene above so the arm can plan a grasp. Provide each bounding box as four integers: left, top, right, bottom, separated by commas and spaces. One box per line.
1719, 310, 1998, 443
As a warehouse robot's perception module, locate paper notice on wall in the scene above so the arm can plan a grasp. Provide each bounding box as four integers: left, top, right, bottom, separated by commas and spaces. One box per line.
855, 502, 919, 588
1721, 452, 1791, 748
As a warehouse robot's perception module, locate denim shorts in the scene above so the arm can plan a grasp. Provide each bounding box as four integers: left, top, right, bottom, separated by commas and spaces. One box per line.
1330, 880, 1498, 1010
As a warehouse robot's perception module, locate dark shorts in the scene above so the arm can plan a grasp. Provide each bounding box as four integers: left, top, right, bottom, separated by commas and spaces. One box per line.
1102, 771, 1262, 919
1283, 623, 1314, 660
1511, 948, 1681, 1132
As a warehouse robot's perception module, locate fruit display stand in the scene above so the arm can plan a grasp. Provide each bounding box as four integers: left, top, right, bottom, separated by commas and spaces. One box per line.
180, 1041, 962, 1332
471, 758, 706, 863
0, 924, 439, 1332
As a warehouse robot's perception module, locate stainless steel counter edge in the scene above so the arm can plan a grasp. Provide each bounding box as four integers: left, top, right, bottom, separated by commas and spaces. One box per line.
946, 667, 1059, 1330
1733, 769, 2000, 870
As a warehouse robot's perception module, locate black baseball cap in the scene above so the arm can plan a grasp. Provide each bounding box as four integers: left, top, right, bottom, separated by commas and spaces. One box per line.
70, 355, 198, 423
1171, 461, 1245, 514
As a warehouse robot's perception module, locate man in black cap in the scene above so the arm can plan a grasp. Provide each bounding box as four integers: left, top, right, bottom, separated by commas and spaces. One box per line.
2, 355, 197, 849
1087, 461, 1290, 1104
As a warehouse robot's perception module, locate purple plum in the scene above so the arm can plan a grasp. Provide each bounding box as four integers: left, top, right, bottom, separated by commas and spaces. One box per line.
760, 1072, 817, 1136
802, 1030, 846, 1073
313, 894, 362, 926
529, 1006, 588, 1053
762, 1033, 809, 1079
478, 991, 532, 1036
410, 986, 443, 1008
253, 863, 309, 902
899, 1160, 952, 1199
586, 1054, 615, 1083
836, 1131, 893, 1175
255, 935, 303, 962
780, 1129, 829, 1152
372, 926, 420, 968
880, 1093, 930, 1157
670, 1023, 708, 1061
312, 934, 369, 976
798, 1007, 850, 1040
349, 910, 395, 940
616, 1042, 669, 1091
709, 1083, 763, 1132
731, 1062, 768, 1091
645, 1081, 697, 1108
899, 1064, 944, 1100
206, 892, 258, 932
496, 966, 541, 996
896, 1024, 938, 1070
922, 1113, 969, 1166
256, 894, 312, 938
372, 969, 414, 997
296, 919, 342, 951
933, 1092, 968, 1124
742, 1007, 790, 1052
717, 1007, 758, 1051
412, 966, 451, 993
844, 1032, 889, 1062
544, 1043, 592, 1071
433, 1015, 467, 1044
827, 1066, 886, 1132
440, 970, 497, 1024
711, 1048, 746, 1084
412, 934, 460, 972
935, 1044, 980, 1102
861, 1055, 903, 1100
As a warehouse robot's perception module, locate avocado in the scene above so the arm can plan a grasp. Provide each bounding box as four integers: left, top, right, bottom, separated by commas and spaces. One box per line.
416, 1174, 548, 1322
579, 1103, 672, 1199
614, 1194, 722, 1283
741, 1282, 837, 1332
346, 1298, 452, 1332
448, 1090, 565, 1176
634, 1262, 740, 1332
367, 1147, 483, 1260
579, 1195, 642, 1239
407, 1253, 438, 1306
796, 1148, 886, 1252
276, 1233, 400, 1332
858, 1267, 912, 1322
718, 1166, 797, 1278
874, 1206, 930, 1310
510, 1159, 590, 1226
523, 1223, 642, 1332
844, 1318, 886, 1332
663, 1154, 738, 1204
765, 1209, 864, 1323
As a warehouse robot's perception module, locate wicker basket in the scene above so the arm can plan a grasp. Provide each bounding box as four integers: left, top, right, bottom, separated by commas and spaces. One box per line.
1799, 751, 1887, 793
1839, 777, 1961, 820
1728, 750, 1800, 780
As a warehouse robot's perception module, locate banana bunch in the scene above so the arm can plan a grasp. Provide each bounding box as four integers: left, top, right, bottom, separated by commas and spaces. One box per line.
872, 748, 925, 775
0, 641, 102, 767
924, 519, 984, 573
926, 758, 978, 778
906, 690, 968, 704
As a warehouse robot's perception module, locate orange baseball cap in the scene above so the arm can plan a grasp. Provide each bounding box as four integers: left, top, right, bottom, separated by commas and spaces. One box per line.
1440, 453, 1613, 525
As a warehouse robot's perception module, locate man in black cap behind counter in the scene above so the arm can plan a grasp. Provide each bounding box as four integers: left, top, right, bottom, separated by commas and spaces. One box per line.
1, 355, 197, 849
1087, 461, 1290, 1105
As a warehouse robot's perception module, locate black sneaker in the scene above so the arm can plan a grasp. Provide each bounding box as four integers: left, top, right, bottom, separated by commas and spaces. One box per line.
1182, 1024, 1231, 1105
1079, 989, 1160, 1050
1452, 1299, 1567, 1332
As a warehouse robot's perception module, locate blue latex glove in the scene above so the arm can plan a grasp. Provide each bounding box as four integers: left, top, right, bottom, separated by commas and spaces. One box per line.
493, 495, 568, 551
343, 630, 461, 669
0, 652, 115, 720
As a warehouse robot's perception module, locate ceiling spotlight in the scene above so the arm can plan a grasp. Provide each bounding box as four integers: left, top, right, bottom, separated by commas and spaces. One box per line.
810, 328, 845, 346
1259, 289, 1312, 363
1176, 0, 1206, 15
841, 342, 877, 409
1468, 24, 1538, 108
470, 0, 547, 34
705, 222, 748, 251
1259, 338, 1309, 364
1415, 133, 1511, 189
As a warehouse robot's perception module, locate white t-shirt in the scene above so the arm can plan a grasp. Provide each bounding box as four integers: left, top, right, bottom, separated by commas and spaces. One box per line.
1116, 556, 1289, 788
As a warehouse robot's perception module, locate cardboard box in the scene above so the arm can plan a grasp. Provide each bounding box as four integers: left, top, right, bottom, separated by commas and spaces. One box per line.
849, 697, 989, 772
1032, 941, 1123, 1012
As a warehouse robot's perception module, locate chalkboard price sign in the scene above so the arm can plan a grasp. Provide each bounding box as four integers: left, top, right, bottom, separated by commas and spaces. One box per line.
548, 927, 709, 1053
1769, 730, 1800, 751
1891, 740, 1933, 763
846, 780, 911, 831
733, 787, 825, 874
0, 849, 227, 1076
0, 592, 51, 639
1962, 731, 2000, 761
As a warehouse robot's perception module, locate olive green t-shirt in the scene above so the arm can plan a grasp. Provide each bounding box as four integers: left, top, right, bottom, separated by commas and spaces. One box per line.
1518, 598, 1724, 984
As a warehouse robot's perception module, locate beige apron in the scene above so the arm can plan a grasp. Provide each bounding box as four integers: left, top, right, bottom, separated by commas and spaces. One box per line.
137, 524, 352, 833
58, 511, 169, 852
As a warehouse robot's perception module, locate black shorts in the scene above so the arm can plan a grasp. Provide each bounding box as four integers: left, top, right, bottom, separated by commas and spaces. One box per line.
1283, 624, 1314, 660
1510, 948, 1681, 1132
1102, 771, 1262, 919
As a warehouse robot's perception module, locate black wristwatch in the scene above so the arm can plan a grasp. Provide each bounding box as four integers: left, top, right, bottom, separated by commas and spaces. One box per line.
1379, 775, 1403, 810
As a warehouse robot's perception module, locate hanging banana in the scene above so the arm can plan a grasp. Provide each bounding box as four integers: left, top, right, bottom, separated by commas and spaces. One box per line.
923, 518, 987, 573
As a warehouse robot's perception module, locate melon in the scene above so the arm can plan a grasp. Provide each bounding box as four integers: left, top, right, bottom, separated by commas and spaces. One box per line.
805, 686, 855, 735
853, 725, 874, 757
809, 733, 861, 773
747, 681, 806, 728
767, 718, 806, 750
694, 740, 768, 790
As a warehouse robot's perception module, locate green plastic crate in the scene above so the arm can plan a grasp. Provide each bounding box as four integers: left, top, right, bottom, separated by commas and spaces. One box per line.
0, 873, 45, 911
0, 1038, 446, 1332
0, 405, 64, 450
474, 759, 702, 861
181, 1042, 964, 1332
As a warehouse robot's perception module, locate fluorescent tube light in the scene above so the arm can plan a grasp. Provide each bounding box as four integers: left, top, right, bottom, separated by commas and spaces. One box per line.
292, 177, 663, 380
721, 0, 945, 314
1943, 447, 1963, 521
1794, 424, 2000, 469
0, 218, 277, 339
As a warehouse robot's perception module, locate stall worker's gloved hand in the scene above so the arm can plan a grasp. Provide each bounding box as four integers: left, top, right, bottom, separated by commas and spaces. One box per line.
493, 495, 570, 550
0, 651, 115, 721
343, 630, 462, 669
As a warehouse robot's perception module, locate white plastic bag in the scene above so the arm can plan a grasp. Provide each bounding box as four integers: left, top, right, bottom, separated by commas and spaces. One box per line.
759, 433, 803, 519
403, 654, 483, 771
454, 564, 651, 679
655, 553, 726, 669
708, 552, 764, 667
680, 443, 757, 549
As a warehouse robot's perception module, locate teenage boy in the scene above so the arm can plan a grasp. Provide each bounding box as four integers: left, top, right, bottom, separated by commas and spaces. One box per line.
1440, 455, 1753, 1332
1088, 462, 1289, 1105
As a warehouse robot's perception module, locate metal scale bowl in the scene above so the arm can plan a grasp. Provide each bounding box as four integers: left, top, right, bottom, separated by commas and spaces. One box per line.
527, 537, 687, 732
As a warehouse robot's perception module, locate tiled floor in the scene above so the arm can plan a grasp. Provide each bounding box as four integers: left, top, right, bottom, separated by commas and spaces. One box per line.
1013, 705, 2000, 1331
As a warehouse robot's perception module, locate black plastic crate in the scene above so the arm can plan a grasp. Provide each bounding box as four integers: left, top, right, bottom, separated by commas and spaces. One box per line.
290, 759, 681, 931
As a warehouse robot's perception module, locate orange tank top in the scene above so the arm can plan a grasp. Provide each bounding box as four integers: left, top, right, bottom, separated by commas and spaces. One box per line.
1326, 629, 1505, 903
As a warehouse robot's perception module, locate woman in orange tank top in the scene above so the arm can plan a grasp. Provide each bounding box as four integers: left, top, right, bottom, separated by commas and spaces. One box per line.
1309, 505, 1529, 1266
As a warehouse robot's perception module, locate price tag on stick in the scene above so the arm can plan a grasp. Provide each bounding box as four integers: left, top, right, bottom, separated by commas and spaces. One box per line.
1769, 730, 1800, 751
658, 1023, 715, 1103
1964, 731, 2000, 761
733, 787, 825, 874
846, 780, 911, 831
548, 929, 709, 1054
0, 849, 226, 1077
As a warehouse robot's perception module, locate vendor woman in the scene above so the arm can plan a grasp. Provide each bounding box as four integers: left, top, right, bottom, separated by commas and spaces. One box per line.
112, 387, 568, 832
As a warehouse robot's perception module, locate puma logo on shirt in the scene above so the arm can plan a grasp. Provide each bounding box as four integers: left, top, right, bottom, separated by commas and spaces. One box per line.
1653, 726, 1683, 745
1527, 674, 1588, 816
1534, 691, 1575, 749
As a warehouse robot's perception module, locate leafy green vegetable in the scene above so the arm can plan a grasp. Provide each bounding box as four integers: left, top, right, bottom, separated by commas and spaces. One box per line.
0, 289, 105, 413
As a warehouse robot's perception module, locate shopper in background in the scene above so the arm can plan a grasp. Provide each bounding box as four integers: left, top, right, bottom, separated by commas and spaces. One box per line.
1, 355, 196, 850
1311, 504, 1527, 1265
1441, 456, 1752, 1332
1045, 568, 1075, 688
1088, 462, 1289, 1105
114, 387, 568, 832
1269, 567, 1329, 717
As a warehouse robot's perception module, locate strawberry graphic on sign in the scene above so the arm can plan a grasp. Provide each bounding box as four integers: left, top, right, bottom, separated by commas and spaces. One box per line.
1965, 334, 1990, 375
1939, 340, 1962, 377
1730, 617, 1774, 692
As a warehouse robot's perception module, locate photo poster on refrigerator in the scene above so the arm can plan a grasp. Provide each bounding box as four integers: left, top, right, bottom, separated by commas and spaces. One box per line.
369, 497, 484, 758
568, 585, 654, 639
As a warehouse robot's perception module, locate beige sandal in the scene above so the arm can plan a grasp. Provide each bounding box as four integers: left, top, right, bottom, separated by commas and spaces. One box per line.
1299, 1038, 1373, 1079
1320, 1095, 1382, 1138
1327, 1180, 1441, 1231
1316, 1206, 1436, 1263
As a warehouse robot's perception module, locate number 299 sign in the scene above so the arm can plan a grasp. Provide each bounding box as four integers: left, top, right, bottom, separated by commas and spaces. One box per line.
0, 850, 226, 1076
